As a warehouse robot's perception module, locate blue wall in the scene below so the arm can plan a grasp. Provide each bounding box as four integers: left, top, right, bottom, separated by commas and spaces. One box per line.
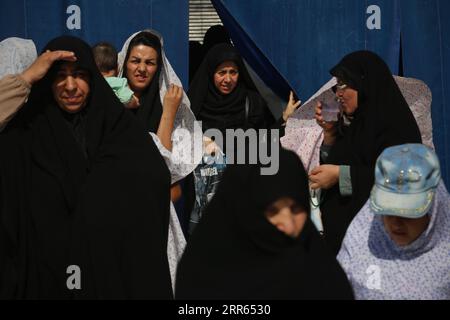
1, 0, 448, 185
0, 0, 189, 86
214, 0, 450, 186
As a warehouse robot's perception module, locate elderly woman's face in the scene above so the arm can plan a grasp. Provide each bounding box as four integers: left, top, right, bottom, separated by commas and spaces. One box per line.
265, 197, 307, 238
126, 44, 159, 96
335, 79, 358, 115
52, 62, 90, 113
383, 215, 430, 247
213, 60, 239, 95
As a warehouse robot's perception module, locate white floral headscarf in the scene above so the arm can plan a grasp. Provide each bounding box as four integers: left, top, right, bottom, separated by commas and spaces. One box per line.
0, 37, 37, 78
282, 76, 435, 172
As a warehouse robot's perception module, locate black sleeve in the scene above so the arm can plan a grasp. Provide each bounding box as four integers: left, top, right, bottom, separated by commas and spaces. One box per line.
247, 91, 276, 128
270, 116, 286, 137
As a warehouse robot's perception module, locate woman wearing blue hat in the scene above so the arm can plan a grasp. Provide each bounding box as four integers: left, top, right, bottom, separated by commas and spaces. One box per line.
337, 144, 450, 300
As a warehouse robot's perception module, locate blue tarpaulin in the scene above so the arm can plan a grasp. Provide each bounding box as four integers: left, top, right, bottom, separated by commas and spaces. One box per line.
1, 0, 448, 186
213, 0, 450, 186
400, 0, 450, 190
0, 0, 189, 86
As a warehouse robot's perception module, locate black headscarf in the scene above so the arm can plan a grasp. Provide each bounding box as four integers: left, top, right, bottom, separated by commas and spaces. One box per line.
122, 31, 163, 133
0, 36, 173, 299
188, 43, 274, 134
320, 51, 422, 255
175, 149, 353, 300
189, 41, 204, 84
202, 25, 232, 57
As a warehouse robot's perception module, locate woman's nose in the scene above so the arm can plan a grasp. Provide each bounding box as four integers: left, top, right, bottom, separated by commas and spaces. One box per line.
138, 63, 146, 72
65, 76, 76, 91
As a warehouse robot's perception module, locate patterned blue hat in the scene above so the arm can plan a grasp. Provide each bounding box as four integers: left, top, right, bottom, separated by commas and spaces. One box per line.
370, 144, 441, 218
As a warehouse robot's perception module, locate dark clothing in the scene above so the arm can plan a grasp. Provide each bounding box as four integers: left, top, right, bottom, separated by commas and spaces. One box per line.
189, 41, 204, 84
188, 43, 275, 137
0, 36, 172, 299
187, 44, 280, 234
321, 51, 422, 255
176, 149, 353, 300
202, 25, 232, 59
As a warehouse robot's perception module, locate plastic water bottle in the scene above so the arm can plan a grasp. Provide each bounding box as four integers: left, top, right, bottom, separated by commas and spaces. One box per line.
321, 99, 340, 122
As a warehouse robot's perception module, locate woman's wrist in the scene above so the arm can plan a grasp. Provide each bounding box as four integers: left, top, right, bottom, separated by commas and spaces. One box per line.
162, 108, 177, 120
20, 71, 35, 87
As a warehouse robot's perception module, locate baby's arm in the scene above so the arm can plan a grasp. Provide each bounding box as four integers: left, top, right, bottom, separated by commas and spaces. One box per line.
125, 94, 140, 109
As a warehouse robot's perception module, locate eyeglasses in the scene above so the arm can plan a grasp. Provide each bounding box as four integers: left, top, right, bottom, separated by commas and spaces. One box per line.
332, 80, 348, 94
335, 81, 348, 91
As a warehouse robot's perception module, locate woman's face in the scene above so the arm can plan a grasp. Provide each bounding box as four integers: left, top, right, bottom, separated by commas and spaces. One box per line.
126, 44, 159, 96
265, 197, 307, 238
383, 215, 430, 247
52, 62, 90, 114
213, 60, 239, 95
335, 79, 359, 115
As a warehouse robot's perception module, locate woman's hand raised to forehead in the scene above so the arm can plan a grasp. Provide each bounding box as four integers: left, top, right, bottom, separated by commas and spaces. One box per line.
163, 84, 183, 118
20, 50, 77, 86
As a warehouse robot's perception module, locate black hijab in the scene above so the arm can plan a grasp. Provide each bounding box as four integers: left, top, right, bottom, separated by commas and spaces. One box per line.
122, 31, 164, 133
320, 51, 422, 255
0, 36, 172, 299
189, 40, 204, 84
202, 25, 232, 55
188, 43, 274, 134
175, 149, 353, 300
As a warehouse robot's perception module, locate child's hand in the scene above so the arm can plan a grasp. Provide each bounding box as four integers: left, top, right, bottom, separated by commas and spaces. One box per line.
125, 95, 140, 109
203, 136, 221, 156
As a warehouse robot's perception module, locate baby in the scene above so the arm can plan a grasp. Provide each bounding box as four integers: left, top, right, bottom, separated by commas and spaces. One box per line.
92, 42, 139, 109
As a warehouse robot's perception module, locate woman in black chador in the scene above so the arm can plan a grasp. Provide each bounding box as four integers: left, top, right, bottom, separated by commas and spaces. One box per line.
176, 149, 353, 300
310, 51, 422, 255
0, 36, 172, 299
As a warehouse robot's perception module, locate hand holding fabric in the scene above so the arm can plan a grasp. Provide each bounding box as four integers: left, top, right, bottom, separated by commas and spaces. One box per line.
309, 165, 340, 190
163, 84, 183, 118
283, 91, 302, 122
